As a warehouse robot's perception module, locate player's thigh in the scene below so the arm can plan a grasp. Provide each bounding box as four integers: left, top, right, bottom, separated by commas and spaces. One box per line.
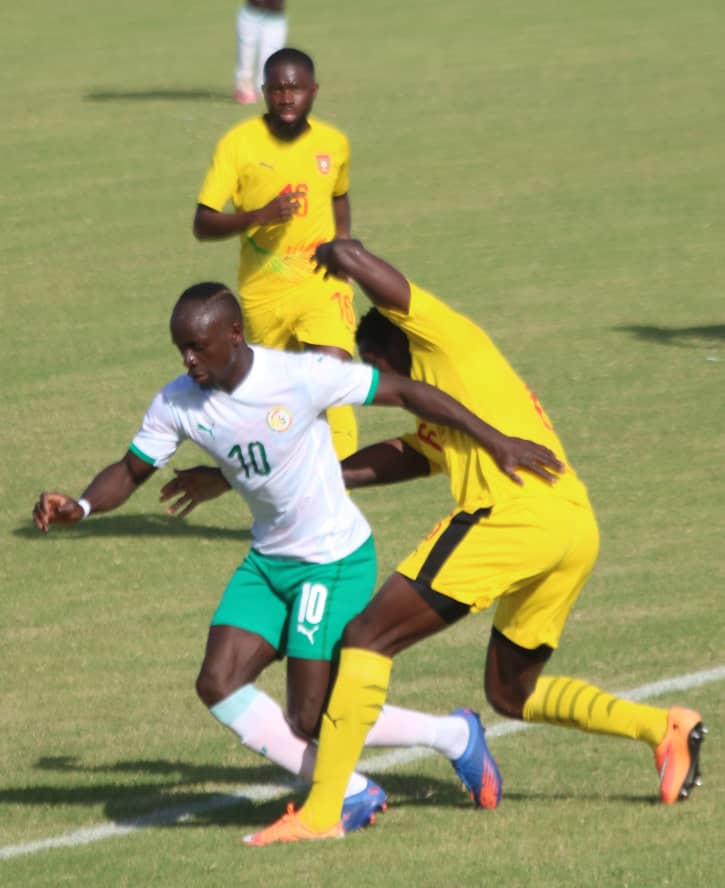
292, 277, 356, 354
210, 550, 289, 652
344, 570, 464, 656
492, 502, 600, 651
283, 535, 378, 662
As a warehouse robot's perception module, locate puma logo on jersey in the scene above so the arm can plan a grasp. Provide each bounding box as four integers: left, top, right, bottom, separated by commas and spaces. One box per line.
259, 161, 274, 170
297, 623, 320, 644
196, 422, 215, 438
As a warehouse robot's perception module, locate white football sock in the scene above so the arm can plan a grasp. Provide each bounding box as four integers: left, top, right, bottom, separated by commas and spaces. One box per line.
209, 685, 368, 797
365, 704, 469, 760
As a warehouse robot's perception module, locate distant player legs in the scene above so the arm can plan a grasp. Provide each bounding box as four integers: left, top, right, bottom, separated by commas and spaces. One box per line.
235, 4, 261, 99
235, 2, 288, 99
256, 8, 287, 90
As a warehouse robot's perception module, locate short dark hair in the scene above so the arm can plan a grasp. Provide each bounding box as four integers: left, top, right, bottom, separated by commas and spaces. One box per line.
356, 308, 401, 351
264, 47, 315, 80
174, 282, 242, 323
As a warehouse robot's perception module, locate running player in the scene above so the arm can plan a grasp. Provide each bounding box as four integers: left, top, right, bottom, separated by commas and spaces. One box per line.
194, 48, 359, 460
244, 240, 707, 845
32, 281, 563, 833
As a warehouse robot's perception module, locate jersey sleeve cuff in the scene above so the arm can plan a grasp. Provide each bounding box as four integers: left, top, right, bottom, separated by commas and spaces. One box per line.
363, 367, 380, 405
129, 443, 157, 466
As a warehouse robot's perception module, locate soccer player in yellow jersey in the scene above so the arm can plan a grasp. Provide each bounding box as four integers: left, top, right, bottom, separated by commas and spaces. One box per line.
246, 240, 707, 845
194, 48, 358, 459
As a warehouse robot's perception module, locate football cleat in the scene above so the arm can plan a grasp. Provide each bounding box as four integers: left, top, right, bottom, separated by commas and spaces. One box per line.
450, 707, 502, 809
242, 803, 344, 846
341, 778, 388, 832
655, 706, 707, 803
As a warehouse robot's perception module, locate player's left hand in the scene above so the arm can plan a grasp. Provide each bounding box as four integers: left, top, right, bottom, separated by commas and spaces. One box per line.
159, 466, 231, 518
312, 239, 362, 281
489, 436, 565, 486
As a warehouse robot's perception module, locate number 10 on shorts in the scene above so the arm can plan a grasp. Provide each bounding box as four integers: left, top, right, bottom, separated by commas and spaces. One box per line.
297, 582, 328, 644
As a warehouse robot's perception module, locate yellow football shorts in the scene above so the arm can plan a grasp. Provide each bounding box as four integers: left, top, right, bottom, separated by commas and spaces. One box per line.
241, 275, 356, 355
396, 497, 600, 651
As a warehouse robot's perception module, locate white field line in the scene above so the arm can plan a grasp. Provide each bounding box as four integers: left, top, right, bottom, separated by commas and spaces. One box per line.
1, 664, 722, 861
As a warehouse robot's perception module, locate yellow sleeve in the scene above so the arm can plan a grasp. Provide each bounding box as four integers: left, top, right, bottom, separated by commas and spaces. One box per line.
197, 130, 240, 211
332, 132, 350, 197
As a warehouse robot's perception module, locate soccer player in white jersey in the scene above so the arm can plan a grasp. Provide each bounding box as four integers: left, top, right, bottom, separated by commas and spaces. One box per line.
32, 282, 563, 832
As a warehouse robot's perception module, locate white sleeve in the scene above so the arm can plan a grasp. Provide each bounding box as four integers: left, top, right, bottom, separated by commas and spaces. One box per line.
302, 354, 379, 413
129, 389, 185, 468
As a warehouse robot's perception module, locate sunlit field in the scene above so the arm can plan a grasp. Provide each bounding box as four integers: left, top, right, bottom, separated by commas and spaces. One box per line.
2, 1, 723, 885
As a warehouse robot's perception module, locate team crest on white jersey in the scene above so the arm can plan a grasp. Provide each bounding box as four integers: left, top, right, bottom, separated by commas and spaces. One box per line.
316, 153, 331, 175
266, 406, 292, 432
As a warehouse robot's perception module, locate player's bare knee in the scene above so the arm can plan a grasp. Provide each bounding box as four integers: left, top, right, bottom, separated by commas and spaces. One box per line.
196, 663, 232, 707
484, 678, 525, 721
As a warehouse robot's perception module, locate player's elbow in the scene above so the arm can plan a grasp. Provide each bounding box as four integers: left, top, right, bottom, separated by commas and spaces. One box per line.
192, 206, 216, 240
192, 218, 209, 241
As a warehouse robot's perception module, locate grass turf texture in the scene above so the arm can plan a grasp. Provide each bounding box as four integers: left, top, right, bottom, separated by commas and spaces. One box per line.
2, 0, 724, 884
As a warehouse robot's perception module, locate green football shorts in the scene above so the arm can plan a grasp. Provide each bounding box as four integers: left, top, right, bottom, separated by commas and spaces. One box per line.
210, 535, 377, 660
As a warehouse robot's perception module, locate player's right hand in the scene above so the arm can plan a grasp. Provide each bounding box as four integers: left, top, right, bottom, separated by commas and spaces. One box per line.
488, 436, 565, 486
32, 492, 84, 532
259, 191, 305, 224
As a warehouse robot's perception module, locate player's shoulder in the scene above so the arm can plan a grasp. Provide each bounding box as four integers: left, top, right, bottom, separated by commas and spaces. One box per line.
411, 283, 484, 334
218, 115, 267, 146
308, 116, 350, 147
156, 374, 203, 407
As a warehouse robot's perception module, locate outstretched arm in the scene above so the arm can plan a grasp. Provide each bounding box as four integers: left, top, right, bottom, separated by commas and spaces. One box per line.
372, 373, 563, 485
32, 451, 156, 532
314, 239, 411, 312
342, 438, 431, 489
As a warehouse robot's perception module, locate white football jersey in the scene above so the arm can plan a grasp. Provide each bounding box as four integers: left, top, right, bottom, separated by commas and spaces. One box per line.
130, 346, 378, 563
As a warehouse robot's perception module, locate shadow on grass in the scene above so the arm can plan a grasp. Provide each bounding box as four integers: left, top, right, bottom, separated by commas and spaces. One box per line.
614, 323, 725, 349
84, 88, 235, 103
13, 513, 250, 542
0, 756, 656, 832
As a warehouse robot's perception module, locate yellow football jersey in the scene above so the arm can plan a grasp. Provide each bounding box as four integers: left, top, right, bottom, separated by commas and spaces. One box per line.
197, 115, 350, 298
380, 284, 591, 510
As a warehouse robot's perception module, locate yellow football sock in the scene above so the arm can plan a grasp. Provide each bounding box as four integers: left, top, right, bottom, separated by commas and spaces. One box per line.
327, 404, 358, 461
523, 676, 668, 748
300, 647, 392, 832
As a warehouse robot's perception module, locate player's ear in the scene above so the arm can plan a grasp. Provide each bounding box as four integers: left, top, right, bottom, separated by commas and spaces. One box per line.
230, 320, 244, 344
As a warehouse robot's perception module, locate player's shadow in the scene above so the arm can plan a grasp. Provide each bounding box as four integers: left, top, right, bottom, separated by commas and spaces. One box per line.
614, 323, 725, 349
1, 756, 656, 832
84, 88, 234, 103
1, 756, 470, 830
13, 513, 249, 542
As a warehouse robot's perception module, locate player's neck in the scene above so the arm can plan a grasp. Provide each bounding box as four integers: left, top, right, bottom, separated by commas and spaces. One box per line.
219, 345, 255, 393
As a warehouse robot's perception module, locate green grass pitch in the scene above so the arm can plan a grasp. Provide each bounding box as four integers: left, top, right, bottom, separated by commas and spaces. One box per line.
1, 0, 723, 885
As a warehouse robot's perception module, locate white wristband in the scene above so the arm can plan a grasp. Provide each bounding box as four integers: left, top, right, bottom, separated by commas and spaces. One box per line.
77, 497, 92, 520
